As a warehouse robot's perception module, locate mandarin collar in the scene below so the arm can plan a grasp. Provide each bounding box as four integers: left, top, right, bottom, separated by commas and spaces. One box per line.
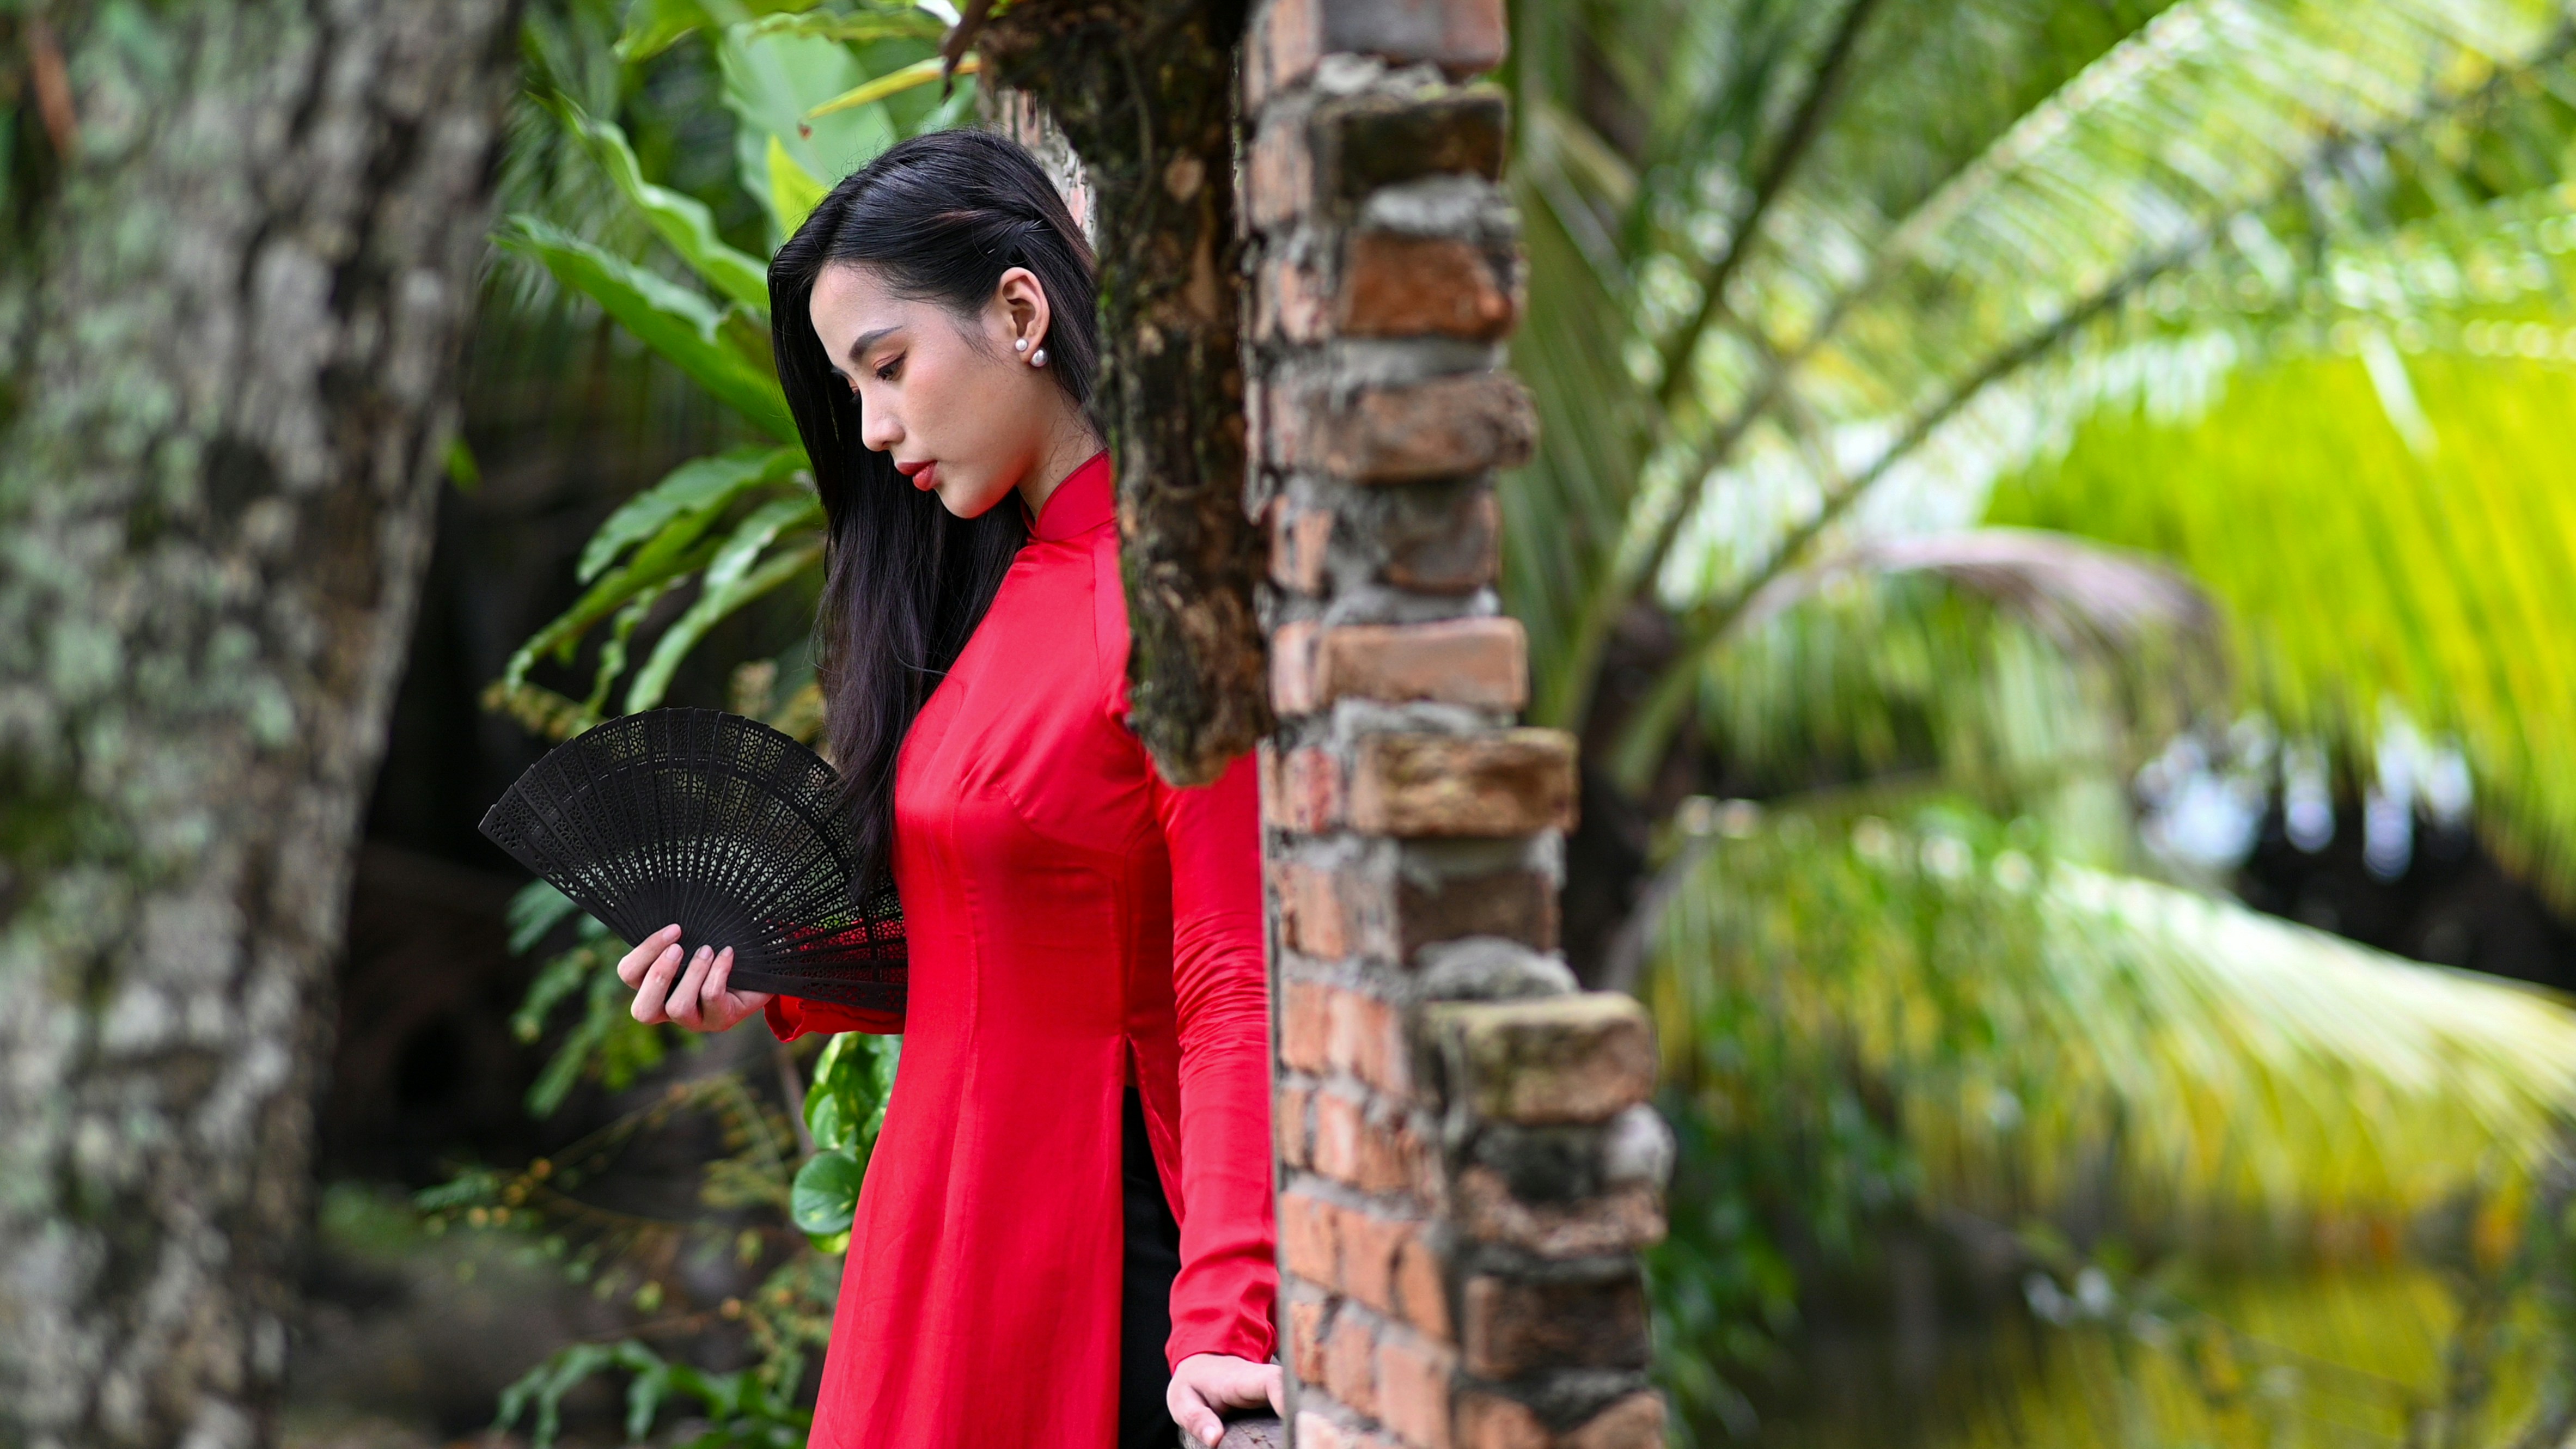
1024, 449, 1115, 541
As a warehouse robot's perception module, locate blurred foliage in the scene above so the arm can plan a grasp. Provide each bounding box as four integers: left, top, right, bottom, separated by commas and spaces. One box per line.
441, 1, 960, 1439
1641, 800, 2576, 1444
424, 879, 901, 1444
457, 0, 2576, 1443
1500, 0, 2576, 1442
1991, 349, 2576, 920
481, 0, 970, 748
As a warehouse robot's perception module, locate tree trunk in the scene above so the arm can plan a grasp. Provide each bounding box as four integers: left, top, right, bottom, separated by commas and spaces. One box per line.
974, 0, 1270, 787
0, 3, 520, 1445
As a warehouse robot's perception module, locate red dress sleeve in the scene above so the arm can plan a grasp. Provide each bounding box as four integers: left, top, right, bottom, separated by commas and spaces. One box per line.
762, 988, 904, 1041
1153, 750, 1280, 1368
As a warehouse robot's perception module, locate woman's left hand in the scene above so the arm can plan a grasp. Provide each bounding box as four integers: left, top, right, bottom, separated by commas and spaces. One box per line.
620, 928, 772, 1033
1167, 1353, 1285, 1446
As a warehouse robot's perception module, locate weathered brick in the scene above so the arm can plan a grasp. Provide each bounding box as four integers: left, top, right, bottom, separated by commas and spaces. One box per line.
1454, 1166, 1665, 1256
1290, 1295, 1332, 1387
1318, 88, 1509, 204
1247, 103, 1317, 231
1254, 17, 1668, 1429
1272, 619, 1324, 715
1564, 1392, 1669, 1449
1454, 1394, 1548, 1449
1259, 740, 1284, 823
1262, 743, 1345, 832
1311, 1088, 1366, 1184
1269, 500, 1336, 594
1392, 1228, 1451, 1341
1460, 1270, 1651, 1378
1241, 0, 1309, 113
1249, 86, 1510, 229
1376, 1334, 1458, 1449
1280, 1187, 1342, 1287
1281, 373, 1537, 482
1244, 0, 1510, 112
1256, 248, 1333, 344
1282, 980, 1334, 1074
1432, 994, 1656, 1124
1337, 1209, 1418, 1317
1277, 1084, 1315, 1169
1283, 619, 1528, 714
1278, 858, 1558, 964
1346, 730, 1576, 837
1383, 487, 1500, 594
1328, 986, 1410, 1097
1455, 1394, 1665, 1449
1341, 231, 1520, 341
1313, 1090, 1427, 1195
1273, 858, 1352, 959
1326, 1310, 1381, 1418
1248, 375, 1274, 477
1395, 866, 1558, 956
1297, 1410, 1352, 1449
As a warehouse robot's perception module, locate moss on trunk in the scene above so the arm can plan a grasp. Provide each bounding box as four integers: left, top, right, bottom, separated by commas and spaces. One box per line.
977, 0, 1270, 786
0, 3, 519, 1442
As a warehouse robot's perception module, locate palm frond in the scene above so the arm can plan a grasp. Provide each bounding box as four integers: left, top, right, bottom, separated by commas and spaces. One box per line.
1507, 0, 2576, 779
1989, 342, 2576, 910
1650, 800, 2576, 1240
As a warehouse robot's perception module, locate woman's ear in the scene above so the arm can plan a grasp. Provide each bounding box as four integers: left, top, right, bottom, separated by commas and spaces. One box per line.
996, 265, 1051, 358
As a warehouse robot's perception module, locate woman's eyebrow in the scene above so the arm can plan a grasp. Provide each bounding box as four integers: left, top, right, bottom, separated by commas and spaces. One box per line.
844, 325, 900, 363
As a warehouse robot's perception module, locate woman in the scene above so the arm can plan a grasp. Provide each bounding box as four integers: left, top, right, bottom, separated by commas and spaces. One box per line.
608, 130, 1281, 1448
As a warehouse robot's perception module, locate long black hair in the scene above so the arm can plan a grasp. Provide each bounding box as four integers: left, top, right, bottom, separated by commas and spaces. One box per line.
770, 129, 1101, 890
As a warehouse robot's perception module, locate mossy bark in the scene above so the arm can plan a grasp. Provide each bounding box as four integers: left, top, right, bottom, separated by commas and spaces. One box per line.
976, 0, 1271, 787
0, 2, 518, 1444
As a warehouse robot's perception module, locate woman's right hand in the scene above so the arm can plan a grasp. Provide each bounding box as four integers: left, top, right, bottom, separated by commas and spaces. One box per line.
616, 924, 774, 1032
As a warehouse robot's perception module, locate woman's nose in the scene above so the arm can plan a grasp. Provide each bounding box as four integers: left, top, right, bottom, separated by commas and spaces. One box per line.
859, 401, 900, 453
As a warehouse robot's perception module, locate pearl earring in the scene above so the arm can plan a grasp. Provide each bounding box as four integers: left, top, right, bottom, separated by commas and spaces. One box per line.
1031, 347, 1047, 367
1014, 338, 1028, 353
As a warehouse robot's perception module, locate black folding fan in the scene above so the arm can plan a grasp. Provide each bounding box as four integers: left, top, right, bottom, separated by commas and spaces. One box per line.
478, 707, 905, 1013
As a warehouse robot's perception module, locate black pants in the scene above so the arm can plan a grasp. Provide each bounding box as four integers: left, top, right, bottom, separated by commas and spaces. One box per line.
1120, 1085, 1185, 1449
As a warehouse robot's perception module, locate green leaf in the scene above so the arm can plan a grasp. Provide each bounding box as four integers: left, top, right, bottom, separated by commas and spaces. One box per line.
526, 965, 669, 1118
621, 497, 823, 712
804, 1033, 856, 1151
622, 1350, 670, 1442
511, 943, 601, 1046
550, 98, 772, 316
738, 10, 947, 46
496, 215, 793, 441
867, 1033, 900, 1136
804, 1032, 898, 1153
719, 21, 908, 240
613, 0, 824, 64
444, 434, 483, 493
805, 54, 976, 121
578, 444, 803, 584
804, 1087, 847, 1153
789, 1147, 866, 1236
765, 134, 828, 238
707, 493, 823, 594
496, 527, 721, 721
505, 880, 581, 955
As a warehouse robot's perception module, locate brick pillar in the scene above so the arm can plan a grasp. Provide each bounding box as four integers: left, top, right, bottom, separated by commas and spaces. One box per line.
1241, 4, 1674, 1447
